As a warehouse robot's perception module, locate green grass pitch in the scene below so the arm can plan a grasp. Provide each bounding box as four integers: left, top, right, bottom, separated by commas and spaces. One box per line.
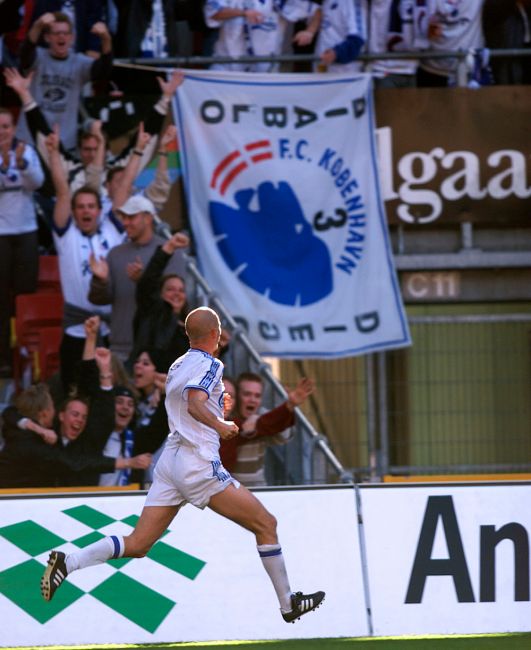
5, 634, 531, 650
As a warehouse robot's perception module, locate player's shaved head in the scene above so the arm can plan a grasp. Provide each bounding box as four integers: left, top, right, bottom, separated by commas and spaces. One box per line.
185, 307, 221, 344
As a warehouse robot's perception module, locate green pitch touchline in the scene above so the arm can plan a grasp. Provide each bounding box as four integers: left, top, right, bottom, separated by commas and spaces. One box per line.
4, 635, 531, 650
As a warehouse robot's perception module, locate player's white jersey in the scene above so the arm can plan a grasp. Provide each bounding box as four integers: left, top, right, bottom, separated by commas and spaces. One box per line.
165, 348, 225, 461
316, 0, 367, 73
205, 0, 316, 71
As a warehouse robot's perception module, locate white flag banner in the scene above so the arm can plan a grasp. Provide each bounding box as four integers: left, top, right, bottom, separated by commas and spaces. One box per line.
174, 70, 410, 358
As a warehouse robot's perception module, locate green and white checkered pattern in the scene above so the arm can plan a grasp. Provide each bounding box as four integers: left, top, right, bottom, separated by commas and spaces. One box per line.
0, 504, 206, 633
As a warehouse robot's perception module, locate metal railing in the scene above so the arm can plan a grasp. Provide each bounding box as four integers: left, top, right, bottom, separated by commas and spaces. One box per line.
113, 47, 531, 88
153, 216, 349, 484
186, 255, 351, 484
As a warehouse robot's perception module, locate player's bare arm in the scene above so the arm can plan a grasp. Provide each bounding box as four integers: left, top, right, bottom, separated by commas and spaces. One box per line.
187, 388, 239, 439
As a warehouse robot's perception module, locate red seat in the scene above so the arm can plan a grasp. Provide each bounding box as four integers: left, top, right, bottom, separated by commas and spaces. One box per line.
12, 293, 64, 389
37, 255, 61, 293
34, 325, 63, 382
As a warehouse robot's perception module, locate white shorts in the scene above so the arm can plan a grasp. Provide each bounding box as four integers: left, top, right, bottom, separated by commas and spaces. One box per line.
145, 441, 239, 510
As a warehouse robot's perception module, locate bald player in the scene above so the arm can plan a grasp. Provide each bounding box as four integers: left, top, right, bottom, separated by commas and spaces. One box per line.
41, 307, 324, 623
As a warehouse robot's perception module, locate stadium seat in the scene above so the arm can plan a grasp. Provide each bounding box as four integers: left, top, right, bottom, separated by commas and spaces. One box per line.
34, 325, 63, 382
12, 293, 64, 389
37, 255, 61, 293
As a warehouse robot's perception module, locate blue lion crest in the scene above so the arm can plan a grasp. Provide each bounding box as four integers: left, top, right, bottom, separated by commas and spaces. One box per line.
210, 181, 333, 306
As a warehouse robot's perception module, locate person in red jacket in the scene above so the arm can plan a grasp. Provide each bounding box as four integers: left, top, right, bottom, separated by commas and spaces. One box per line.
220, 372, 314, 486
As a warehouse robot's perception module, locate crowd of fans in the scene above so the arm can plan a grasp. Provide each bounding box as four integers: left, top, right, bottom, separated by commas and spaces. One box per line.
0, 1, 529, 490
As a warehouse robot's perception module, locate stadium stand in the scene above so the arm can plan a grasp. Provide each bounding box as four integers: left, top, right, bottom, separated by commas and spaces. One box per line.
2, 0, 531, 482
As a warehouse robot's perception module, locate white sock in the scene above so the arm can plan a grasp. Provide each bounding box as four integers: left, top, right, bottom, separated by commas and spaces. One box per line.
257, 543, 292, 612
65, 535, 124, 573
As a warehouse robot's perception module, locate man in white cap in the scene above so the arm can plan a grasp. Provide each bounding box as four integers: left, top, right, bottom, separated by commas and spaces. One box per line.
88, 194, 188, 364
